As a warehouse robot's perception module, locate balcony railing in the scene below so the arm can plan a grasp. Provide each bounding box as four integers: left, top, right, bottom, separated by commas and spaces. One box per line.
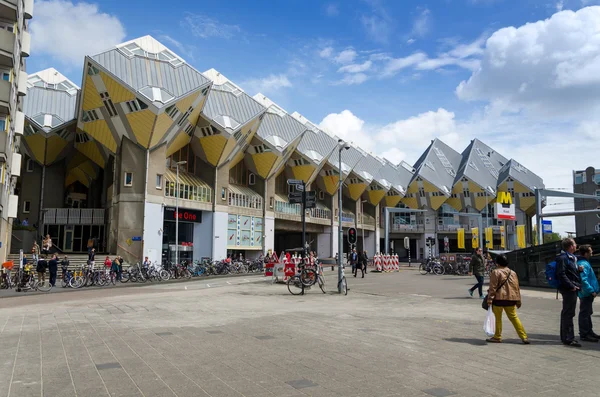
275, 200, 301, 216
229, 192, 263, 210
361, 215, 376, 227
43, 208, 105, 225
164, 171, 212, 204
311, 208, 331, 219
341, 212, 355, 223
437, 224, 470, 232
391, 224, 425, 232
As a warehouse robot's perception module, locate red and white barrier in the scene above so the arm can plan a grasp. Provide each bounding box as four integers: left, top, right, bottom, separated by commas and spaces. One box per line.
374, 253, 382, 271
394, 254, 399, 271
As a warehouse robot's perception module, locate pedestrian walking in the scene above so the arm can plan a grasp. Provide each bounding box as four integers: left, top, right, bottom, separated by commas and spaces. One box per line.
118, 256, 124, 281
111, 257, 120, 282
468, 248, 485, 299
48, 255, 58, 287
485, 255, 529, 344
88, 248, 96, 271
556, 238, 582, 347
362, 250, 369, 276
577, 244, 599, 342
351, 248, 358, 276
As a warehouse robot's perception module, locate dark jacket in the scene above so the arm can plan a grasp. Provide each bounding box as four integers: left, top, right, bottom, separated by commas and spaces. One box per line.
48, 259, 58, 272
360, 252, 368, 266
555, 251, 581, 291
469, 254, 485, 276
61, 259, 69, 270
36, 259, 47, 273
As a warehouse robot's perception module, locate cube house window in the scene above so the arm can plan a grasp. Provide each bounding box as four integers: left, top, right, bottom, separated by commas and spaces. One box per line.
26, 159, 34, 172
124, 172, 133, 186
23, 201, 30, 213
156, 174, 163, 189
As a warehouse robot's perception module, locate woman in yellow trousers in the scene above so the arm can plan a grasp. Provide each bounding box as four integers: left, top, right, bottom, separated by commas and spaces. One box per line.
486, 255, 530, 344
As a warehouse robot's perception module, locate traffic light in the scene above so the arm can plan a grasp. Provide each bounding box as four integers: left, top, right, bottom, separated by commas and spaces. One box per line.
347, 228, 357, 245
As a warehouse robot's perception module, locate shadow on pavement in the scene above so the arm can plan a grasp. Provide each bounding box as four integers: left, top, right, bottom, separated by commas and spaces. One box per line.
444, 337, 487, 346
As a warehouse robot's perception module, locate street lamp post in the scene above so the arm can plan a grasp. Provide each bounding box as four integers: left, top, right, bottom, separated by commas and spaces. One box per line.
338, 140, 349, 293
361, 199, 367, 251
175, 160, 187, 267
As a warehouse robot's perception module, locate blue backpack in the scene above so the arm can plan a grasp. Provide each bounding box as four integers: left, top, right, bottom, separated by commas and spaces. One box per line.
545, 260, 560, 289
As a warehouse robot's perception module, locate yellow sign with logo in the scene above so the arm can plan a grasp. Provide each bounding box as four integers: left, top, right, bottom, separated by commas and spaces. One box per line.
126, 238, 133, 247
517, 225, 526, 248
457, 228, 465, 249
497, 191, 513, 205
500, 226, 506, 249
472, 227, 479, 249
485, 227, 493, 249
496, 191, 516, 221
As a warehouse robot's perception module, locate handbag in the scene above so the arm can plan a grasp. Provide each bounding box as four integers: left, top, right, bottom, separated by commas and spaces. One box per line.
482, 270, 512, 310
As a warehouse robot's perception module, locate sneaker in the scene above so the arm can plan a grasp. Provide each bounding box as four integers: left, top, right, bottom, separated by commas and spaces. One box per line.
563, 341, 582, 347
468, 289, 474, 297
581, 336, 599, 343
522, 339, 530, 345
590, 332, 600, 339
486, 338, 502, 343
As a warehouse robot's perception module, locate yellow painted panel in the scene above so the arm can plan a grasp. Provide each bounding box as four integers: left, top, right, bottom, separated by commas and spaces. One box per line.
367, 190, 386, 206
65, 168, 90, 188
421, 180, 440, 193
126, 109, 156, 148
348, 183, 367, 201
514, 181, 532, 194
76, 141, 105, 168
83, 120, 117, 153
322, 175, 339, 195
176, 91, 201, 114
199, 135, 227, 166
402, 195, 419, 209
151, 112, 173, 147
228, 150, 246, 169
217, 137, 238, 167
166, 133, 191, 157
24, 134, 46, 164
251, 152, 278, 179
384, 195, 402, 208
187, 96, 208, 126
291, 165, 315, 183
429, 195, 447, 210
519, 196, 535, 212
406, 182, 419, 193
68, 151, 88, 170
77, 161, 97, 179
65, 173, 77, 188
100, 72, 135, 103
467, 181, 484, 193
83, 74, 103, 111
45, 135, 68, 165
446, 197, 462, 211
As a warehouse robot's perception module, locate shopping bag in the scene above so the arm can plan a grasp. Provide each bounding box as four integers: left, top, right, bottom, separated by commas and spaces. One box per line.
483, 307, 496, 337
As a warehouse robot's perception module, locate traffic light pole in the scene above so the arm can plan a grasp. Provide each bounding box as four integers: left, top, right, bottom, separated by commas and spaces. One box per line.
301, 181, 306, 259
338, 147, 343, 294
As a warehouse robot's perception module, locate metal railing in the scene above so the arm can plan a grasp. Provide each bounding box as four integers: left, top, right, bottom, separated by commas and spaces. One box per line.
275, 200, 301, 216
436, 224, 471, 232
361, 215, 376, 226
310, 208, 331, 219
229, 192, 263, 210
165, 181, 212, 203
391, 224, 425, 232
43, 208, 105, 225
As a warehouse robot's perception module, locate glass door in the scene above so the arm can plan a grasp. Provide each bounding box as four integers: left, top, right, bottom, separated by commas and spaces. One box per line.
63, 225, 74, 252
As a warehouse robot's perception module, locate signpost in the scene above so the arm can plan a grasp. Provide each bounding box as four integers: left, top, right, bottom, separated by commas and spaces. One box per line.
404, 237, 410, 267
288, 179, 309, 257
542, 220, 552, 234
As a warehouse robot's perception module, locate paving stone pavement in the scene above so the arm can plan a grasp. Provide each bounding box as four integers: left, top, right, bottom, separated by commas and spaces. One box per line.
0, 270, 599, 397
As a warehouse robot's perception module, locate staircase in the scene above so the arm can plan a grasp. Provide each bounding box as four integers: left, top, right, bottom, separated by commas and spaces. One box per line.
5, 253, 122, 273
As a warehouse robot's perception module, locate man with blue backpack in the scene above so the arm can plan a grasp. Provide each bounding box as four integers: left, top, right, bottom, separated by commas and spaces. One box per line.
577, 244, 599, 343
554, 238, 582, 347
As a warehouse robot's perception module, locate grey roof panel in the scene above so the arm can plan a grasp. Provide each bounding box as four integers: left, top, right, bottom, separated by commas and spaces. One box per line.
202, 88, 265, 132
353, 153, 385, 184
456, 139, 509, 193
498, 159, 544, 191
411, 139, 461, 195
296, 129, 338, 161
256, 111, 306, 148
23, 86, 79, 126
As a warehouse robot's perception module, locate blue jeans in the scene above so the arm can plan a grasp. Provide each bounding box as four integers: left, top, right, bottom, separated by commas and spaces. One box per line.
469, 275, 484, 297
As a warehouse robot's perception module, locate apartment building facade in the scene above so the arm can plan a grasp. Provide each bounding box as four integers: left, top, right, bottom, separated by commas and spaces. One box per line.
573, 166, 600, 237
14, 35, 544, 263
0, 0, 32, 262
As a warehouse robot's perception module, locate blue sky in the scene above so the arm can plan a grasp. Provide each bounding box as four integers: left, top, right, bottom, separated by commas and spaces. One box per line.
27, 0, 600, 234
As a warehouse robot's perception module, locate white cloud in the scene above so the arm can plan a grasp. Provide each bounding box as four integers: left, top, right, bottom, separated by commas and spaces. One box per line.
361, 15, 392, 44
30, 0, 125, 66
407, 38, 416, 45
337, 61, 372, 74
319, 47, 334, 58
412, 8, 431, 37
379, 148, 407, 164
556, 0, 564, 11
319, 110, 375, 152
182, 12, 241, 39
334, 49, 358, 64
333, 73, 369, 86
242, 74, 292, 95
456, 6, 600, 116
325, 3, 339, 16
382, 52, 427, 76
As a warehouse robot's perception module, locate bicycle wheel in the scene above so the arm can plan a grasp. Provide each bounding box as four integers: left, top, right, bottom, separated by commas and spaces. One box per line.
434, 264, 445, 275
159, 269, 170, 281
287, 275, 304, 295
36, 279, 53, 292
300, 268, 318, 287
338, 276, 347, 295
318, 275, 326, 294
419, 264, 428, 275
